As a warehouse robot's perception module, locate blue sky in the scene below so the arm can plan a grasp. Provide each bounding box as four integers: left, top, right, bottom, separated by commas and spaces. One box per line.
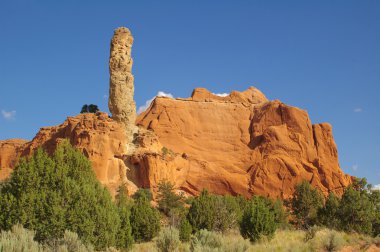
0, 1, 379, 186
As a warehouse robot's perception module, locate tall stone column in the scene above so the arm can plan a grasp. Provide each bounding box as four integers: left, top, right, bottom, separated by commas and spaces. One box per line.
108, 27, 137, 143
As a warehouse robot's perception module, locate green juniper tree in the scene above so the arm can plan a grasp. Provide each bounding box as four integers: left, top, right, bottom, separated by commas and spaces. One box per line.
115, 184, 134, 250
318, 192, 341, 229
0, 140, 120, 250
130, 191, 161, 242
239, 196, 277, 242
338, 185, 374, 235
290, 180, 324, 229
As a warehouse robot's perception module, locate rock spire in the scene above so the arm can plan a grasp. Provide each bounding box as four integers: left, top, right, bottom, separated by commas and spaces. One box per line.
108, 27, 137, 142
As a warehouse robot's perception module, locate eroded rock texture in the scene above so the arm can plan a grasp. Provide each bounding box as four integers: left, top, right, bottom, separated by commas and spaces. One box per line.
0, 87, 353, 198
133, 87, 352, 198
108, 27, 137, 143
0, 139, 27, 180
0, 113, 137, 197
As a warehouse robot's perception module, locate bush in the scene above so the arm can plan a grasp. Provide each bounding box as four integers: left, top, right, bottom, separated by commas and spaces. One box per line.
239, 196, 277, 242
187, 190, 216, 232
80, 104, 99, 113
156, 227, 181, 252
49, 230, 94, 252
304, 225, 320, 242
190, 230, 250, 252
179, 219, 192, 242
310, 229, 346, 252
290, 180, 324, 229
0, 141, 120, 250
130, 195, 161, 242
0, 224, 44, 252
212, 195, 241, 232
190, 229, 222, 251
187, 190, 242, 233
323, 232, 346, 252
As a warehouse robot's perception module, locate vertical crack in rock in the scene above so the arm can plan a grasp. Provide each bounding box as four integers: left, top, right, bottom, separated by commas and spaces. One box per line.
108, 27, 137, 146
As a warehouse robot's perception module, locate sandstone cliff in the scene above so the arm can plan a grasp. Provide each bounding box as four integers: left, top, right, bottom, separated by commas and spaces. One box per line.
131, 87, 352, 198
0, 87, 352, 198
0, 113, 137, 197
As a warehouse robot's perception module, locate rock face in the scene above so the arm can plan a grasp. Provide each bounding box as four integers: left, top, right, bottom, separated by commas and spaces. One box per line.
0, 87, 352, 199
108, 27, 137, 144
133, 87, 352, 198
0, 113, 137, 197
0, 139, 27, 180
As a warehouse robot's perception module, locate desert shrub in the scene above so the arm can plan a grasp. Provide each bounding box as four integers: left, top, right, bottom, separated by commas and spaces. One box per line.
179, 219, 192, 242
323, 232, 346, 252
212, 195, 241, 232
130, 195, 160, 242
49, 230, 94, 252
0, 224, 43, 252
190, 229, 222, 251
318, 192, 341, 229
187, 190, 216, 232
290, 180, 324, 229
304, 225, 320, 242
0, 141, 120, 250
156, 227, 181, 252
219, 234, 250, 252
187, 190, 241, 233
310, 229, 346, 252
157, 180, 185, 217
239, 196, 277, 242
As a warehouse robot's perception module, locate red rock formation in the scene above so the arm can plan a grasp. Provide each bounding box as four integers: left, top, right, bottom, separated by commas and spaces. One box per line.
0, 87, 352, 199
133, 87, 352, 198
0, 139, 27, 180
0, 113, 137, 196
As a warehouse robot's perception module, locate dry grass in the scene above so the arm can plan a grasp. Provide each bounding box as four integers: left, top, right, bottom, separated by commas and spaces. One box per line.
128, 228, 379, 252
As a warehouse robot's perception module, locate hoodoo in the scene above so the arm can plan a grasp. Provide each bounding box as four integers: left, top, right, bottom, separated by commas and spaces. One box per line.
108, 27, 137, 144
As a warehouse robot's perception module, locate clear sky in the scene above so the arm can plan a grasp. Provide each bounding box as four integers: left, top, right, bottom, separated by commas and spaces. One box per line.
0, 1, 379, 187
